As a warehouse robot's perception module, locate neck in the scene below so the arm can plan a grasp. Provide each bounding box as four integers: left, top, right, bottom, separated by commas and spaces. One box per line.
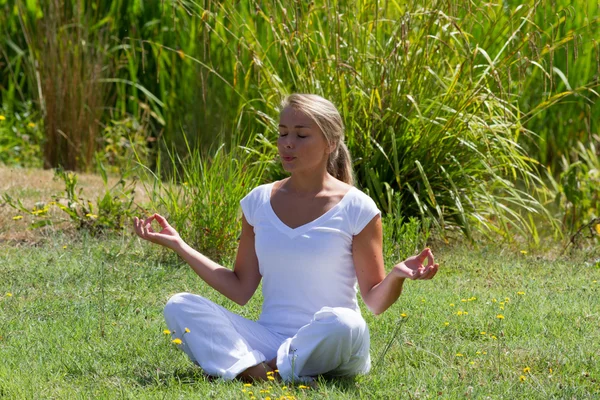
284, 166, 331, 195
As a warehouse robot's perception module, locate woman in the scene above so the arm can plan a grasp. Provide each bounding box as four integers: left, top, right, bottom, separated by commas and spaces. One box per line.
133, 94, 439, 383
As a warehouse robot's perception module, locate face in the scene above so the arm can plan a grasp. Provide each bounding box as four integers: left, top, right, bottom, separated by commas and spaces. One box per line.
278, 106, 332, 173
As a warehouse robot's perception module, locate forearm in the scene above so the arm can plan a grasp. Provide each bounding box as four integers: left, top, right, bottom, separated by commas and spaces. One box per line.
362, 267, 405, 315
172, 240, 247, 305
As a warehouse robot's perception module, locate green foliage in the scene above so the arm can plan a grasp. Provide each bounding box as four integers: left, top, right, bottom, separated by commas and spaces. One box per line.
1, 0, 599, 240
3, 165, 141, 233
548, 140, 600, 231
139, 139, 267, 263
0, 102, 43, 167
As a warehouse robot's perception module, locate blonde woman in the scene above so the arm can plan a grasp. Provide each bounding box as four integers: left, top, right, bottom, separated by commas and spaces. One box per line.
133, 94, 439, 383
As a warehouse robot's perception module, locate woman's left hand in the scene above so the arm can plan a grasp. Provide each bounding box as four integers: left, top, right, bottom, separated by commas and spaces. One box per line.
393, 248, 439, 280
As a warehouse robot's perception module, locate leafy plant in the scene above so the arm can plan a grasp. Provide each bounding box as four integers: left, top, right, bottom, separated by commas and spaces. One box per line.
3, 164, 142, 233
137, 137, 267, 263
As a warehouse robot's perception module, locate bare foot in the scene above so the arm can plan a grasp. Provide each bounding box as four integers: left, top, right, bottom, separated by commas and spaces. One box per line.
237, 362, 273, 382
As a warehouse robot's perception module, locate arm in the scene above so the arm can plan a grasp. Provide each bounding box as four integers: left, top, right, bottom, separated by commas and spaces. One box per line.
133, 213, 261, 305
353, 215, 439, 315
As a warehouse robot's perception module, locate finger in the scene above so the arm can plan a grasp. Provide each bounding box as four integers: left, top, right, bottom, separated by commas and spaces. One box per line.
417, 248, 431, 266
154, 213, 171, 228
133, 217, 144, 238
145, 222, 156, 234
143, 215, 156, 227
423, 263, 439, 280
426, 249, 435, 268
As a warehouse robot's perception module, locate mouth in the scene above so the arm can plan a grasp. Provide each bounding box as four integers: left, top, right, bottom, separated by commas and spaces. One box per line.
281, 156, 296, 162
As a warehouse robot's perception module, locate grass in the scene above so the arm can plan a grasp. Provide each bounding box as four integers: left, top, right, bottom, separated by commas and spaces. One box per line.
1, 230, 598, 399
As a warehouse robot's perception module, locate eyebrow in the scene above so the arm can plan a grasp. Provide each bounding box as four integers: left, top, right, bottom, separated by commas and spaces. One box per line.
278, 124, 311, 129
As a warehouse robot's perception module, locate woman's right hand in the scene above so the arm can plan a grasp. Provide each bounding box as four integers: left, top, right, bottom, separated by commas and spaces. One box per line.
133, 213, 182, 250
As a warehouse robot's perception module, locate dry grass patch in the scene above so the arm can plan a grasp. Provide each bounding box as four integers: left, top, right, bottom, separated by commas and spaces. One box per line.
0, 166, 150, 244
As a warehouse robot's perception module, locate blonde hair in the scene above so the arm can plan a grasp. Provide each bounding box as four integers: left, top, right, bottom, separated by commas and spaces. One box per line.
280, 94, 354, 185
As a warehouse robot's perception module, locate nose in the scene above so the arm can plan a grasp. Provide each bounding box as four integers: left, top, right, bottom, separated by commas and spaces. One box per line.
279, 135, 294, 149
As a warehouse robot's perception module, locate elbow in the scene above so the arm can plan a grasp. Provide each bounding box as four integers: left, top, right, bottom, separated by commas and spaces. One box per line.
232, 291, 252, 306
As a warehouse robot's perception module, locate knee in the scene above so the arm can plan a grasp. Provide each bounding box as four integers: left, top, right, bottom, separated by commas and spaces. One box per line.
314, 307, 368, 341
164, 292, 207, 318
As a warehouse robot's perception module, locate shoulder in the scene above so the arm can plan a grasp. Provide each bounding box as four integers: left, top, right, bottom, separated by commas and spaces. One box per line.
240, 182, 274, 226
243, 182, 274, 200
343, 186, 381, 235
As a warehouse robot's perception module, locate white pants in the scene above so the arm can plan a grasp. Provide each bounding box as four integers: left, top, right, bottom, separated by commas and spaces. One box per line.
163, 293, 371, 382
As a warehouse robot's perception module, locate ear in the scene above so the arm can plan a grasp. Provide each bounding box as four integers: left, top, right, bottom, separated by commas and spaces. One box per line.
326, 142, 337, 155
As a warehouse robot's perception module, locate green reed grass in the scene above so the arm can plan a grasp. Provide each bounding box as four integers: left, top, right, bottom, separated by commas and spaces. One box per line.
1, 0, 598, 238
135, 135, 268, 262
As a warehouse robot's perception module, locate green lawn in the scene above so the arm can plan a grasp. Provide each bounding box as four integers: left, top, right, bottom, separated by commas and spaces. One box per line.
1, 233, 598, 399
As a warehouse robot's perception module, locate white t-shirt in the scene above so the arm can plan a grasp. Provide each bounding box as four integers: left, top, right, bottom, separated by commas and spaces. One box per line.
240, 182, 381, 337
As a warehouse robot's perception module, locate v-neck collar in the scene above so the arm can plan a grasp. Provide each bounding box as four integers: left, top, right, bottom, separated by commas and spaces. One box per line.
266, 183, 355, 238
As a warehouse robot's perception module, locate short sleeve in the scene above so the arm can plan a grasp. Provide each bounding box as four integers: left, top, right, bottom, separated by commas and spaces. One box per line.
240, 184, 269, 226
349, 190, 381, 235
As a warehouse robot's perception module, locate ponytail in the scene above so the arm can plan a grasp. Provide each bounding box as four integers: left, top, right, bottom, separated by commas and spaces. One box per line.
328, 141, 354, 185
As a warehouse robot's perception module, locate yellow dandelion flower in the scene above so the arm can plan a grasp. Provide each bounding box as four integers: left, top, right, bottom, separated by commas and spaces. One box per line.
163, 329, 171, 335
63, 245, 67, 249
523, 367, 531, 373
593, 280, 597, 283
456, 353, 464, 357
482, 351, 487, 355
480, 331, 486, 335
444, 322, 450, 326
549, 368, 553, 373
491, 335, 497, 340
400, 313, 407, 318
282, 386, 287, 390
298, 385, 310, 389
0, 115, 5, 121
266, 371, 274, 376
500, 306, 505, 310
476, 351, 481, 355
13, 215, 24, 220
496, 314, 504, 319
461, 299, 467, 302
184, 327, 190, 333
519, 375, 526, 382
470, 361, 475, 365
505, 297, 510, 302
464, 311, 469, 315
594, 223, 600, 235
267, 376, 275, 381
274, 369, 278, 373
499, 302, 505, 306
85, 213, 98, 219
517, 291, 525, 295
456, 311, 463, 316
241, 389, 247, 393
6, 293, 12, 297
172, 338, 182, 345
449, 303, 455, 307
492, 298, 497, 302
27, 122, 36, 128
520, 250, 528, 255
243, 383, 252, 387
